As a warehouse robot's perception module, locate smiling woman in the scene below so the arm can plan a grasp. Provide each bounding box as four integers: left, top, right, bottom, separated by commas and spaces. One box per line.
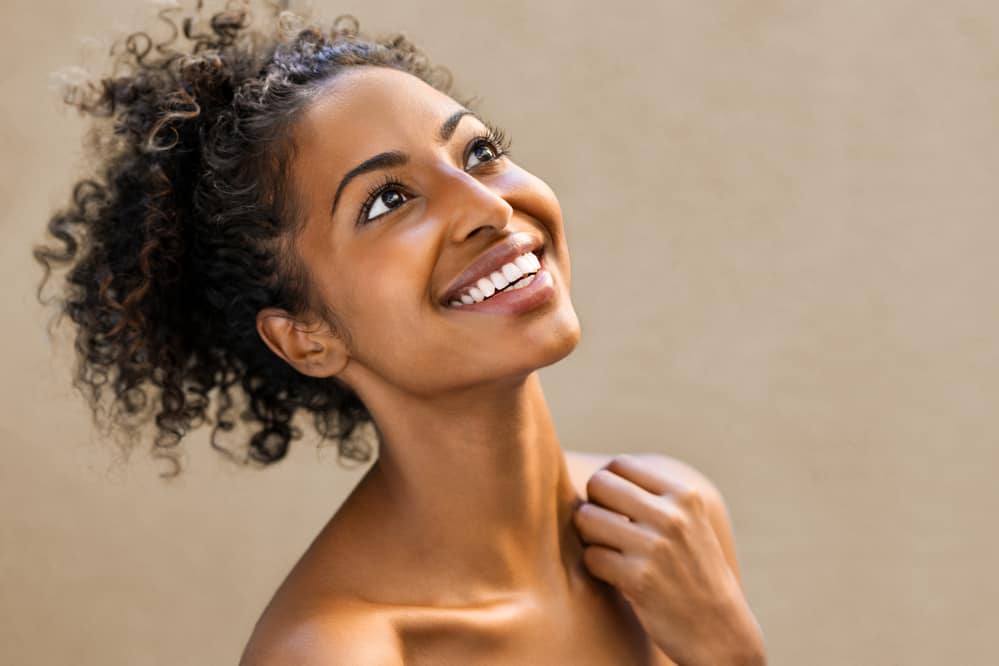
34, 2, 764, 664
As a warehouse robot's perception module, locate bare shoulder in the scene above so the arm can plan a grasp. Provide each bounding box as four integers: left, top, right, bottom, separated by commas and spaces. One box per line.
239, 602, 402, 666
564, 449, 743, 585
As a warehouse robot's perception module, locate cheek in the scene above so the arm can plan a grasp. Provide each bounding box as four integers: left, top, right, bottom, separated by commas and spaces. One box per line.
498, 166, 566, 242
342, 269, 418, 329
332, 246, 433, 350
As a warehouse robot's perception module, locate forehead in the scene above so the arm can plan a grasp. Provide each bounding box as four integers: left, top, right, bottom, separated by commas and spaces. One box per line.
292, 66, 461, 166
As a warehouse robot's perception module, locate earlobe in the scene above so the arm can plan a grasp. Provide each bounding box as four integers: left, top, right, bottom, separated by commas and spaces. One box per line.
255, 307, 350, 378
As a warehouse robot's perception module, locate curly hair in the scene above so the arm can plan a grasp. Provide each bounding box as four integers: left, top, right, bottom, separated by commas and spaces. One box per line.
34, 0, 459, 477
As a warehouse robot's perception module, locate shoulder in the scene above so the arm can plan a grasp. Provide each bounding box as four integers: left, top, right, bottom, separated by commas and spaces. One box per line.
239, 603, 403, 666
564, 449, 744, 586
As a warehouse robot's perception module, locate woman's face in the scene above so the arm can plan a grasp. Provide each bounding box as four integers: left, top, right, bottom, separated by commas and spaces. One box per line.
278, 65, 580, 399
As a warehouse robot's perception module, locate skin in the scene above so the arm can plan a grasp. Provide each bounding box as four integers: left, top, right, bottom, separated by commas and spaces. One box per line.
242, 66, 765, 665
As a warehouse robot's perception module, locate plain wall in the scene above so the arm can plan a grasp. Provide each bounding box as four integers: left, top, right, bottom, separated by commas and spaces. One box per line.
3, 0, 997, 663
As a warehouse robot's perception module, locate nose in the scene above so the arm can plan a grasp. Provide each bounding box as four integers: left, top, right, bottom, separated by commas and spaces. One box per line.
433, 168, 513, 243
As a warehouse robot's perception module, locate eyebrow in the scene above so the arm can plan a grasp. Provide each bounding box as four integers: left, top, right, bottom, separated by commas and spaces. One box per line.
438, 109, 474, 143
329, 108, 478, 219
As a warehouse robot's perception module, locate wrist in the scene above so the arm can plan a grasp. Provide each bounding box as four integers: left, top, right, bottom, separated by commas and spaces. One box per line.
721, 612, 767, 666
731, 644, 767, 666
688, 605, 767, 666
687, 641, 766, 666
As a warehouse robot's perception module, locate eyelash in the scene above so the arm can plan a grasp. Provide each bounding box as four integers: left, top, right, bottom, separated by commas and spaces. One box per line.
358, 173, 408, 224
476, 121, 513, 161
356, 123, 513, 225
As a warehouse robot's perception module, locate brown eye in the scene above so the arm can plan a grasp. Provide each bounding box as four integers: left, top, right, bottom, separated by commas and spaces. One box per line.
365, 187, 408, 221
465, 140, 499, 169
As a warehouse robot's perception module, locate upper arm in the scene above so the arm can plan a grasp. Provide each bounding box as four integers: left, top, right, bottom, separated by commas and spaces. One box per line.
240, 612, 403, 666
646, 454, 745, 588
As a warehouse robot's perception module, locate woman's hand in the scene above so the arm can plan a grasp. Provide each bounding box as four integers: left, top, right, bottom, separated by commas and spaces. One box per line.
572, 455, 766, 666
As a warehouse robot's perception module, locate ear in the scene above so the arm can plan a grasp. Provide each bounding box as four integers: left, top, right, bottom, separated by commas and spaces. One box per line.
255, 307, 350, 378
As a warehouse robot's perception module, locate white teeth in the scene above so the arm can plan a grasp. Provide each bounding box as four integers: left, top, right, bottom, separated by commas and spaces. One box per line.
448, 251, 542, 307
476, 277, 496, 298
489, 271, 509, 290
501, 262, 524, 283
511, 274, 536, 290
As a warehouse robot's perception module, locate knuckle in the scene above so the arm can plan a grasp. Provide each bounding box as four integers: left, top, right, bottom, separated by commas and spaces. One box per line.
676, 486, 705, 511
646, 535, 672, 559
654, 505, 690, 537
628, 560, 658, 598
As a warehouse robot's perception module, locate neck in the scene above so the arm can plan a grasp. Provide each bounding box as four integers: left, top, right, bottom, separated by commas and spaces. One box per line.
359, 372, 585, 601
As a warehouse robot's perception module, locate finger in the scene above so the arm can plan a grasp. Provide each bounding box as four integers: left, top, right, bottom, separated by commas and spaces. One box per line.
581, 544, 629, 589
573, 501, 656, 552
586, 468, 663, 526
604, 454, 693, 497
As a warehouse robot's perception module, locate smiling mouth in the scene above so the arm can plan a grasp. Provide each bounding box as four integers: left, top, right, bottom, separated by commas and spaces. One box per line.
447, 250, 542, 307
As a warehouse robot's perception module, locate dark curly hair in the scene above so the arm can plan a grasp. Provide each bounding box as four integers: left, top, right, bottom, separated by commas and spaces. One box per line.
34, 0, 460, 477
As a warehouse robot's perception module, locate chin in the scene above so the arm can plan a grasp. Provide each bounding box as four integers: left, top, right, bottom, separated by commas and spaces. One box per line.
525, 301, 582, 371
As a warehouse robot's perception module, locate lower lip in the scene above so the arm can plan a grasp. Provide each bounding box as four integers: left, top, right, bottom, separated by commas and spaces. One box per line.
445, 264, 556, 316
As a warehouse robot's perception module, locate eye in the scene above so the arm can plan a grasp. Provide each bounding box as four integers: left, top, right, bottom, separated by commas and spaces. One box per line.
465, 138, 501, 170
361, 183, 409, 222
464, 123, 511, 169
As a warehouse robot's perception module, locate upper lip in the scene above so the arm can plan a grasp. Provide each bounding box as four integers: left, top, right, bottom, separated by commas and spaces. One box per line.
439, 231, 544, 304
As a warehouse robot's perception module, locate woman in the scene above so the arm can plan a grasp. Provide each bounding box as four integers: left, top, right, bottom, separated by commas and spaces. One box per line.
36, 3, 765, 664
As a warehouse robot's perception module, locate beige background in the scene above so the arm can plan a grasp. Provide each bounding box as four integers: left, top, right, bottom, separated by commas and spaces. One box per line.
3, 0, 997, 664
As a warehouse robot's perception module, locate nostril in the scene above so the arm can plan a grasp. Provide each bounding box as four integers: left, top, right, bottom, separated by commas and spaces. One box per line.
467, 226, 491, 239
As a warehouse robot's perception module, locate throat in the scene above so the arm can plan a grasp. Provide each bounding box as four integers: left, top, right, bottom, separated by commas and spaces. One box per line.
362, 374, 582, 598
